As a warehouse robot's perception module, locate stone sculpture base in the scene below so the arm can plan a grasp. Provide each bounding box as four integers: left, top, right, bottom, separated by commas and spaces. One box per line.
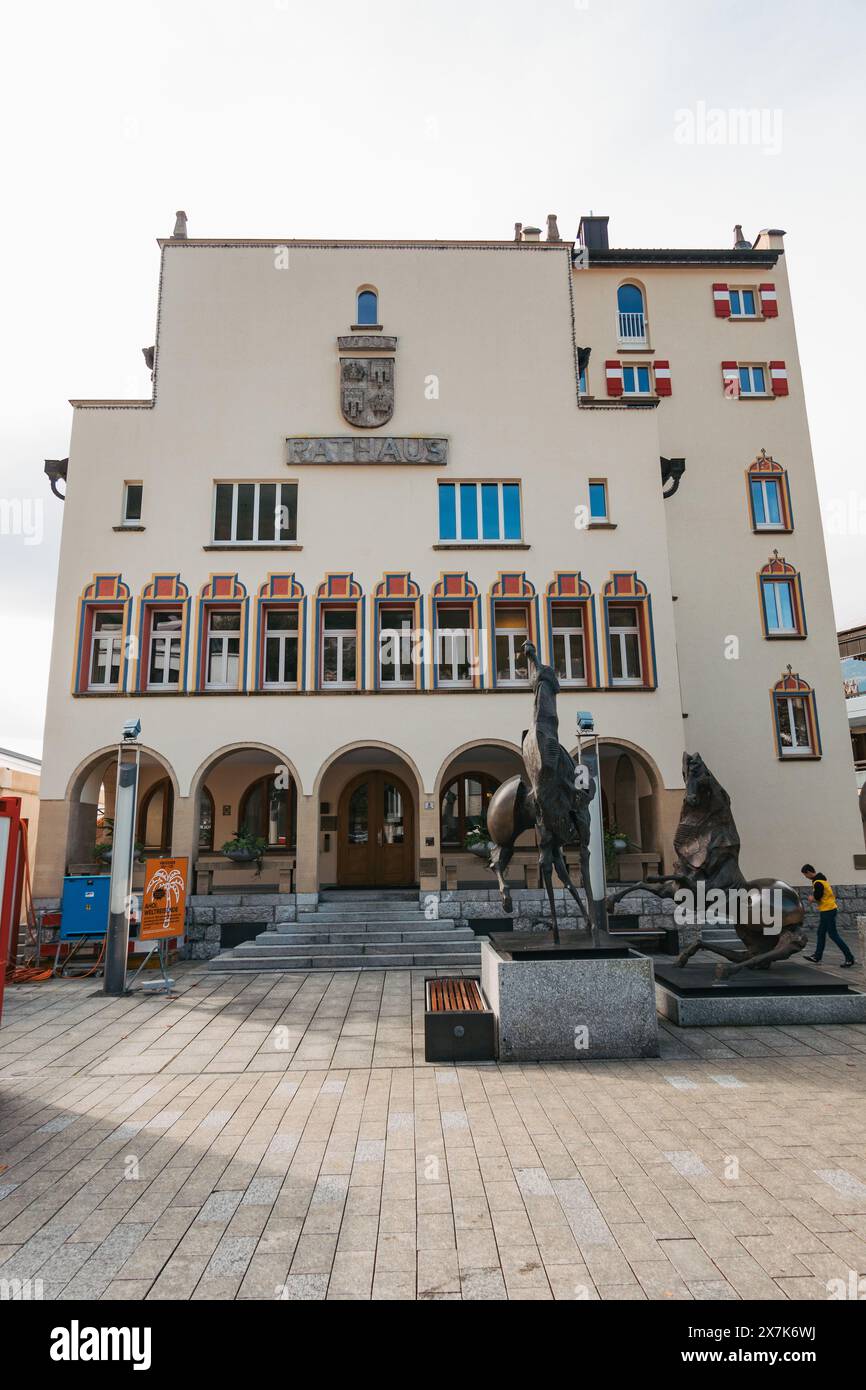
655, 957, 866, 1027
481, 935, 659, 1061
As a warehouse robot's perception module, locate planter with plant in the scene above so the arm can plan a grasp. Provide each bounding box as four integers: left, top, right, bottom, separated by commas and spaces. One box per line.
603, 826, 630, 878
464, 821, 493, 860
93, 817, 144, 866
221, 831, 268, 871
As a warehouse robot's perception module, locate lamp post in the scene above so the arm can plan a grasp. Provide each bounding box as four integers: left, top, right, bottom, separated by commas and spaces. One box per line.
576, 712, 608, 939
104, 720, 142, 996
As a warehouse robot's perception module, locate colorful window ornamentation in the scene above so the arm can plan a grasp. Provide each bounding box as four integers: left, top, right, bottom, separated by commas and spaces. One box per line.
601, 572, 657, 689
771, 668, 821, 758
545, 574, 598, 688
195, 575, 248, 692
74, 574, 133, 694
489, 573, 538, 688
137, 575, 190, 693
758, 553, 806, 638
747, 450, 793, 532
374, 573, 423, 691
431, 573, 482, 689
315, 574, 364, 691
255, 574, 305, 691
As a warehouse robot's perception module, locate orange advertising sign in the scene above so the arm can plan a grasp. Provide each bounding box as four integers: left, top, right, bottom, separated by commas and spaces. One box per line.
141, 857, 188, 940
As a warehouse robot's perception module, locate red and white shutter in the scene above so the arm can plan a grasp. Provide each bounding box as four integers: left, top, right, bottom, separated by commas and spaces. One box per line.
605, 360, 623, 398
760, 283, 778, 317
653, 360, 672, 396
721, 361, 739, 395
769, 361, 789, 396
712, 283, 730, 318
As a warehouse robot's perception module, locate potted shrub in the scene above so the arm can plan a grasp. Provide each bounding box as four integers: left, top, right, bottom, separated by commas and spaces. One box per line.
464, 822, 493, 860
93, 817, 144, 866
221, 831, 267, 871
603, 826, 630, 880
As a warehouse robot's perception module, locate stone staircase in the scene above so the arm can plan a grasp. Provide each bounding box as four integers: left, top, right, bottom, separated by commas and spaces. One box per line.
207, 889, 482, 973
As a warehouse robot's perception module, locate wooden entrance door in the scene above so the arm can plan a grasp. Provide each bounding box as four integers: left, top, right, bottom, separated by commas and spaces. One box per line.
337, 771, 415, 887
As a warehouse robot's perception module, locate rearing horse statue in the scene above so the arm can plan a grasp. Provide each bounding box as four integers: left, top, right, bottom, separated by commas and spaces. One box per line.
486, 641, 594, 943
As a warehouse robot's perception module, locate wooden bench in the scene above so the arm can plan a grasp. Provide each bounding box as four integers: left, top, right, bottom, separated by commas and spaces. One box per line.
424, 976, 495, 1062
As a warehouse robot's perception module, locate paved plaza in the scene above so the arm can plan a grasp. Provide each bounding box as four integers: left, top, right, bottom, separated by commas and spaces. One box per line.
1, 960, 866, 1301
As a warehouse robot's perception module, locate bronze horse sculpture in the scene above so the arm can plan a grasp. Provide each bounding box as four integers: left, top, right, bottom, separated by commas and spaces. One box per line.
485, 641, 594, 943
607, 752, 807, 979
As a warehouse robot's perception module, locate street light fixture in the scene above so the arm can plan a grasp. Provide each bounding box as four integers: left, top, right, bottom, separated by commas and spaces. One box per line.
576, 711, 608, 937
104, 720, 141, 995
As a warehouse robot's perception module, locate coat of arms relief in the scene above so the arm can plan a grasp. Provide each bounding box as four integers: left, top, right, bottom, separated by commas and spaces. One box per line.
340, 356, 395, 428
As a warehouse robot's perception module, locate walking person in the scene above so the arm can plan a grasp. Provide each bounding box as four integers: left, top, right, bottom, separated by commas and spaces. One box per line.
801, 864, 856, 967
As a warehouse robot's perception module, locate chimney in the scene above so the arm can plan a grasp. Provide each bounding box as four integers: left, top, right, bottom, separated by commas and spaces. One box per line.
733, 224, 752, 250
546, 214, 561, 243
752, 228, 787, 252
577, 215, 609, 252
522, 225, 542, 242
172, 210, 188, 239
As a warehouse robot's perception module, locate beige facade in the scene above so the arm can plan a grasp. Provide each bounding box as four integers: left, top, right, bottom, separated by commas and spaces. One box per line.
33, 219, 866, 903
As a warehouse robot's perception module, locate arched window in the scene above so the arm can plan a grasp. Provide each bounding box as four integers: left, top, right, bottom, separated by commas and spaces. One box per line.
138, 777, 174, 853
616, 283, 646, 344
440, 772, 500, 848
239, 776, 297, 849
356, 288, 379, 326
198, 786, 215, 850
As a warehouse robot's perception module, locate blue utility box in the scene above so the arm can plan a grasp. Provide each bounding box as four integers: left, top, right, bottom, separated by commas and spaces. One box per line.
60, 875, 110, 938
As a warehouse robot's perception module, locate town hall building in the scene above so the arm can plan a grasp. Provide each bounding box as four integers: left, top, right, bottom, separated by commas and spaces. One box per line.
33, 212, 866, 949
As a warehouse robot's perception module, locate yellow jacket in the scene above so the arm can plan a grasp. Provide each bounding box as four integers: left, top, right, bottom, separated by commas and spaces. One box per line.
813, 875, 837, 912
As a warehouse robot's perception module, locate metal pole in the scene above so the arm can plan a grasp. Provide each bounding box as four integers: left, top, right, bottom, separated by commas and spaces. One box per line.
104, 743, 140, 995
581, 733, 608, 939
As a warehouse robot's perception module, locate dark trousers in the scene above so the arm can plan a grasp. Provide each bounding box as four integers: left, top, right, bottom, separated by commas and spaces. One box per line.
814, 909, 854, 963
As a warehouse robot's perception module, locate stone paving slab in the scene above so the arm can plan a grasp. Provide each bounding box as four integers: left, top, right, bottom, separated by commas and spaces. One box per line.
0, 960, 865, 1300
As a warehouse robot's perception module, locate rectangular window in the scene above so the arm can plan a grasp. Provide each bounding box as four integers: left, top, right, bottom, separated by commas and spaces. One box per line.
551, 605, 587, 685
263, 608, 299, 688
622, 365, 652, 395
206, 610, 241, 689
751, 477, 784, 528
729, 288, 757, 318
435, 605, 475, 686
379, 607, 416, 686
738, 365, 767, 395
89, 610, 124, 689
122, 482, 143, 525
213, 482, 298, 544
763, 580, 797, 635
588, 480, 608, 522
148, 610, 182, 689
438, 483, 522, 542
579, 365, 588, 395
609, 606, 642, 684
321, 608, 357, 687
777, 696, 813, 755
494, 605, 530, 685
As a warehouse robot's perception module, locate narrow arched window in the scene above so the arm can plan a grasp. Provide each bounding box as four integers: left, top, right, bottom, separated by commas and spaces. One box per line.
356, 289, 378, 326
616, 284, 646, 343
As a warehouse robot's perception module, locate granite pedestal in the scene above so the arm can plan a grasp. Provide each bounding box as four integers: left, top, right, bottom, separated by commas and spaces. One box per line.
655, 956, 866, 1026
481, 934, 659, 1061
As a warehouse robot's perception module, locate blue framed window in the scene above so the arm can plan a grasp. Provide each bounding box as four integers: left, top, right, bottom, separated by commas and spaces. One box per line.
750, 477, 782, 528
438, 483, 522, 542
729, 288, 757, 317
588, 480, 608, 521
622, 364, 652, 394
356, 289, 378, 325
738, 365, 766, 395
762, 580, 796, 634
579, 365, 588, 394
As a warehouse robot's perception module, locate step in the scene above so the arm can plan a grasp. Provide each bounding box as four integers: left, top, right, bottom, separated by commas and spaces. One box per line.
250, 928, 477, 945
280, 919, 465, 934
298, 904, 430, 918
207, 951, 480, 972
233, 938, 480, 957
318, 889, 419, 902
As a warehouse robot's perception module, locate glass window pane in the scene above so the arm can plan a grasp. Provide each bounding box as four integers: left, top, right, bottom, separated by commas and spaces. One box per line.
439, 484, 456, 540
742, 290, 755, 315
481, 484, 500, 540
124, 483, 142, 522
610, 607, 637, 629
459, 483, 478, 540
589, 482, 607, 519
441, 780, 460, 844
210, 610, 240, 631
267, 609, 297, 631
279, 483, 298, 541
496, 606, 527, 631
555, 606, 582, 629
357, 291, 377, 325
625, 633, 641, 677
739, 368, 751, 393
730, 290, 741, 315
236, 483, 255, 540
257, 482, 276, 541
382, 782, 405, 843
611, 637, 623, 680
766, 481, 782, 524
638, 366, 650, 392
751, 479, 766, 525
325, 609, 355, 631
226, 645, 239, 686
623, 366, 634, 392
95, 610, 122, 631
265, 638, 281, 683
495, 634, 511, 680
322, 635, 338, 682
552, 633, 566, 678
568, 633, 585, 679
348, 783, 369, 841
753, 367, 766, 393
502, 484, 521, 539
284, 636, 298, 682
777, 699, 792, 746
792, 699, 809, 747
342, 636, 357, 681
214, 484, 233, 540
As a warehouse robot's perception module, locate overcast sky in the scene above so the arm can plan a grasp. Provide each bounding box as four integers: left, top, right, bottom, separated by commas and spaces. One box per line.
1, 0, 864, 758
